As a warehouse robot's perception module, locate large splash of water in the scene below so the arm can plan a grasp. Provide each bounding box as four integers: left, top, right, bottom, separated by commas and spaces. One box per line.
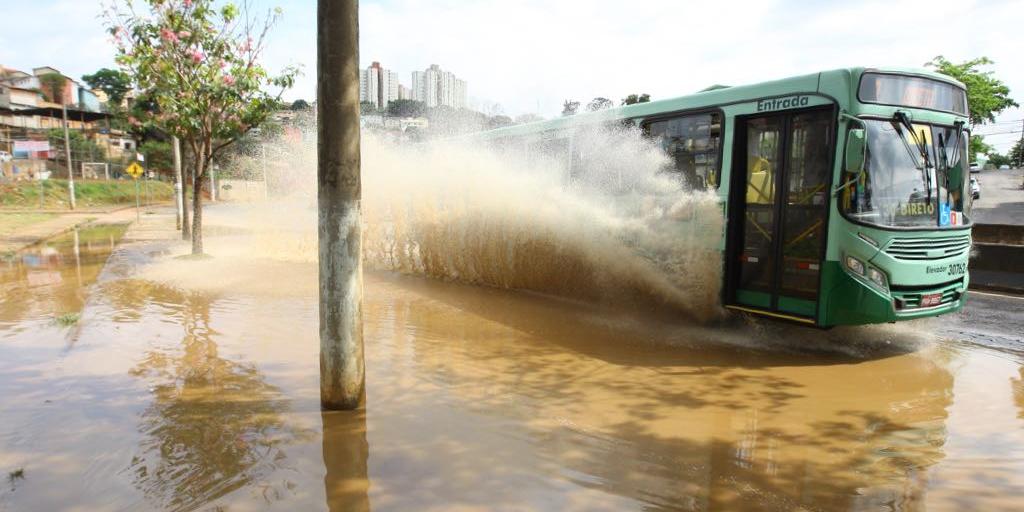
217, 122, 727, 320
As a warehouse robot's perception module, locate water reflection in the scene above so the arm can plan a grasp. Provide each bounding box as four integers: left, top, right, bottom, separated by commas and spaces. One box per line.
9, 216, 1024, 510
124, 284, 311, 511
0, 224, 124, 333
321, 410, 370, 512
361, 274, 954, 510
1015, 367, 1024, 420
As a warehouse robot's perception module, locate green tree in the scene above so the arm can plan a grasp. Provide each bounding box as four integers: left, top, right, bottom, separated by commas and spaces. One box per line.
587, 97, 614, 111
561, 100, 580, 116
969, 134, 994, 163
46, 128, 104, 171
38, 73, 67, 104
987, 153, 1011, 168
1010, 139, 1024, 167
290, 99, 310, 111
106, 0, 298, 255
927, 56, 1018, 125
82, 68, 133, 105
138, 139, 174, 174
621, 93, 650, 106
359, 101, 378, 114
386, 99, 426, 118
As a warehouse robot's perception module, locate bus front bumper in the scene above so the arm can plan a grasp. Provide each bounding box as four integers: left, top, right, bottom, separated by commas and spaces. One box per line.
819, 262, 967, 326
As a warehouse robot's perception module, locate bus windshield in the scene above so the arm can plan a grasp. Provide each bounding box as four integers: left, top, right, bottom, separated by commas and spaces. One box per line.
840, 119, 970, 228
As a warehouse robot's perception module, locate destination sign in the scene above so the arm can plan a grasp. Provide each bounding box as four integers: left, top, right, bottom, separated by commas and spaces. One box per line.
757, 95, 810, 112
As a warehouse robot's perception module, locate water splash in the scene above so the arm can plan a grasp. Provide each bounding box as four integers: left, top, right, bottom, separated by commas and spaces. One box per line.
213, 122, 727, 320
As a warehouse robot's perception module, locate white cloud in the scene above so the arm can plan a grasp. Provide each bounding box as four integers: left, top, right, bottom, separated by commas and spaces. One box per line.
4, 0, 1023, 149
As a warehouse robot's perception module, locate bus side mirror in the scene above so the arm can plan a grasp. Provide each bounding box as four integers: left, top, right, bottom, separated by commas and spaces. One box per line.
845, 129, 866, 173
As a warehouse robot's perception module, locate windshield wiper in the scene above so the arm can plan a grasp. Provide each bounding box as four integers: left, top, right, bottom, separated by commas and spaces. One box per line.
893, 112, 933, 203
892, 112, 925, 171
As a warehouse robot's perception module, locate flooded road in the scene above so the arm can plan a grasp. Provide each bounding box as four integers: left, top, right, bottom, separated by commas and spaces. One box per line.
1, 216, 1023, 511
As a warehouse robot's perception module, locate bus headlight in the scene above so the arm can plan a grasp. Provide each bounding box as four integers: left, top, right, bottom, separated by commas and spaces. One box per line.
868, 267, 887, 288
845, 255, 865, 275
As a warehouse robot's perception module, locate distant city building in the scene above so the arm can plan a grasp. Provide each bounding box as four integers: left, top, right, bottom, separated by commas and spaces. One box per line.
411, 64, 467, 109
359, 61, 401, 111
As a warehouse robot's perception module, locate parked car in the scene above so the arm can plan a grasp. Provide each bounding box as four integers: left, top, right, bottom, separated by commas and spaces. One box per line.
970, 177, 981, 199
970, 162, 981, 173
999, 164, 1011, 170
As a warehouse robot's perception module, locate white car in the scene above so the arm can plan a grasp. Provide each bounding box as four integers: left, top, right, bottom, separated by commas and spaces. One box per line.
969, 162, 981, 173
970, 177, 981, 199
999, 164, 1011, 170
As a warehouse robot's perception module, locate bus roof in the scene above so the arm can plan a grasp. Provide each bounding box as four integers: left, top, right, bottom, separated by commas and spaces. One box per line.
476, 66, 965, 139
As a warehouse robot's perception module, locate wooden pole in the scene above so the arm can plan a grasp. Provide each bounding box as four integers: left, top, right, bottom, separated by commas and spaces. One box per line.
173, 136, 184, 230
62, 104, 75, 210
318, 0, 364, 410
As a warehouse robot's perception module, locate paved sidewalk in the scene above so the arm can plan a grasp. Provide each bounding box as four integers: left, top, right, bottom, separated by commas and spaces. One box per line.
0, 207, 144, 253
121, 207, 182, 243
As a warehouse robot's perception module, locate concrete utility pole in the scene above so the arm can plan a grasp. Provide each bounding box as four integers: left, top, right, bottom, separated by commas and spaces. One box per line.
61, 104, 75, 210
261, 143, 270, 200
173, 137, 184, 230
209, 165, 217, 202
318, 0, 365, 410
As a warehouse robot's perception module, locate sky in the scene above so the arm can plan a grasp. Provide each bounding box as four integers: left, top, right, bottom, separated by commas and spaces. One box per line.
1, 0, 1023, 151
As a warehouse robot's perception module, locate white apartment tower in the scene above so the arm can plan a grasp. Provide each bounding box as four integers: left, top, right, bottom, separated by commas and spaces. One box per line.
411, 64, 467, 109
359, 61, 401, 110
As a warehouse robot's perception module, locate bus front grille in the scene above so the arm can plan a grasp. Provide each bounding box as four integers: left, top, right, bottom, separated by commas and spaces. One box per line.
884, 235, 971, 260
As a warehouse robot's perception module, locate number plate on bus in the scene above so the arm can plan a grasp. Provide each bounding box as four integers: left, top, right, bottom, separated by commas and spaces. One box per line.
921, 293, 942, 307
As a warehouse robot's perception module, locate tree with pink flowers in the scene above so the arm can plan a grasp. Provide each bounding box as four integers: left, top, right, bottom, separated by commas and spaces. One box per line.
106, 0, 298, 254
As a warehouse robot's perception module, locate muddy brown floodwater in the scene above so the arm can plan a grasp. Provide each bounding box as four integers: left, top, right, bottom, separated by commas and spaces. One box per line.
1, 216, 1023, 511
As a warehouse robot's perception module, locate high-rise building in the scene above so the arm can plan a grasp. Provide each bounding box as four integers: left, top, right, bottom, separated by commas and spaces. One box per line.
359, 62, 402, 111
411, 64, 467, 109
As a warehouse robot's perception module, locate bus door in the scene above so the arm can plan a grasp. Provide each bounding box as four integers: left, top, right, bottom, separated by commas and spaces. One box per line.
726, 108, 833, 322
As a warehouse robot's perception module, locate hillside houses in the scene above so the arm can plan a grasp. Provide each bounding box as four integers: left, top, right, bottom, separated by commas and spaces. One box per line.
0, 65, 135, 179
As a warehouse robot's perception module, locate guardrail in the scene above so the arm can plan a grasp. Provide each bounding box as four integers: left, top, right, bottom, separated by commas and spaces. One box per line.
972, 223, 1024, 245
970, 223, 1024, 294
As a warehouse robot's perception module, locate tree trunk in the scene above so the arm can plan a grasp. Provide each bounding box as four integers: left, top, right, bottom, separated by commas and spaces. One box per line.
190, 153, 206, 255
181, 145, 191, 240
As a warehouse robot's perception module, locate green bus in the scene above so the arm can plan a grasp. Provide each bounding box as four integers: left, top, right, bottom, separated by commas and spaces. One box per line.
476, 67, 973, 327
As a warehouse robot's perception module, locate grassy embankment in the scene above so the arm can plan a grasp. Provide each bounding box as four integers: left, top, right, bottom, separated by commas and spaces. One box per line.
0, 179, 174, 210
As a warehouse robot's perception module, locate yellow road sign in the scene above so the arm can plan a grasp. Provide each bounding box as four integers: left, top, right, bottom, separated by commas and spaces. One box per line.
126, 162, 144, 179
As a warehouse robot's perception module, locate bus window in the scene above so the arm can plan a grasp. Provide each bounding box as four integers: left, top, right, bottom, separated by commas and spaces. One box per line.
747, 123, 779, 204
644, 112, 722, 189
527, 136, 569, 164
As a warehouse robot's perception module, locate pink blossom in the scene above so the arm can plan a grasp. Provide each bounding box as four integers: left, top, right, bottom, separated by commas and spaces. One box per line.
222, 75, 236, 86
189, 49, 204, 63
184, 0, 193, 7
218, 59, 227, 69
160, 28, 179, 44
178, 30, 191, 39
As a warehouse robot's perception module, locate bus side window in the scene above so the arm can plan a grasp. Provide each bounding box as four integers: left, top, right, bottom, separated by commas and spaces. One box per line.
644, 112, 722, 189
